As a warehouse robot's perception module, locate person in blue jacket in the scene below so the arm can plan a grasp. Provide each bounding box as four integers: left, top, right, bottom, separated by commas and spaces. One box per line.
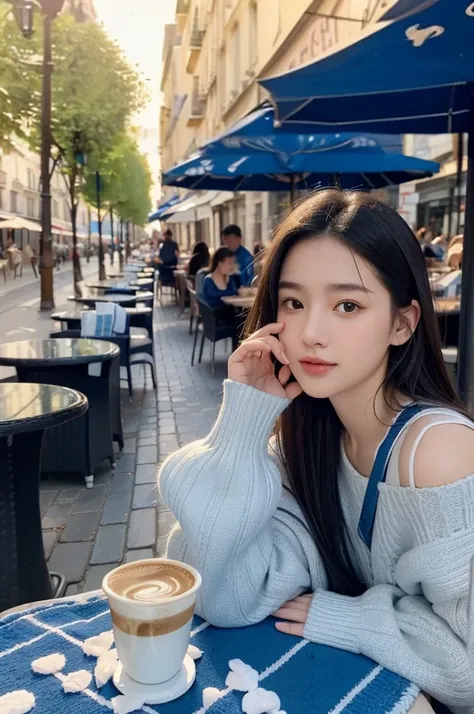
222, 224, 254, 286
202, 247, 239, 308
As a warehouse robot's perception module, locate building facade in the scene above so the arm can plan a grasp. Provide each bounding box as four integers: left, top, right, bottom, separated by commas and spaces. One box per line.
159, 0, 401, 250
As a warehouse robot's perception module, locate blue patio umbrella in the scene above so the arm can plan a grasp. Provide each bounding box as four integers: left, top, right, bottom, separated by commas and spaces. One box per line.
258, 0, 474, 404
380, 0, 440, 20
148, 195, 181, 222
163, 133, 439, 193
259, 0, 473, 134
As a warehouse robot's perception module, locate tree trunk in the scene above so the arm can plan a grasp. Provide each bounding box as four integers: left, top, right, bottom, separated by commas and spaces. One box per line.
71, 201, 83, 297
68, 170, 83, 297
86, 205, 91, 263
119, 219, 124, 269
110, 208, 114, 259
96, 170, 106, 280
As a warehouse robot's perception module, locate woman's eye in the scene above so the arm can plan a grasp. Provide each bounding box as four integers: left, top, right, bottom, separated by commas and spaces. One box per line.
282, 298, 303, 311
335, 301, 360, 314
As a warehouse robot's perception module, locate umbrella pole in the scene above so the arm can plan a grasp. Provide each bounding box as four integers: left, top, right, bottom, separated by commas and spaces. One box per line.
290, 174, 297, 205
457, 123, 474, 411
331, 173, 342, 189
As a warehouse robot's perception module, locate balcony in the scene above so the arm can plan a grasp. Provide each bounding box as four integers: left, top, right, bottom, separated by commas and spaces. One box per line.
0, 170, 6, 187
12, 179, 23, 192
187, 94, 206, 127
176, 0, 191, 32
186, 28, 205, 74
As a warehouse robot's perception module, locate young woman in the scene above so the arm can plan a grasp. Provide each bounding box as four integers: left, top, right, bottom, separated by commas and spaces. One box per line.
159, 191, 474, 714
187, 241, 210, 284
202, 246, 239, 308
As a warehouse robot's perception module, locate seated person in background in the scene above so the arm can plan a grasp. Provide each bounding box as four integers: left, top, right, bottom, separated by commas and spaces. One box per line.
159, 229, 180, 267
202, 247, 239, 308
447, 234, 463, 270
222, 224, 254, 286
187, 241, 210, 285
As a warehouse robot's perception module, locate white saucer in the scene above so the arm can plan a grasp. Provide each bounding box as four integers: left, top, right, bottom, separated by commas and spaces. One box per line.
112, 654, 196, 704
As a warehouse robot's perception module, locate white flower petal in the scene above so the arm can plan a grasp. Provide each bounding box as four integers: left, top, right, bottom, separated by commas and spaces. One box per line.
94, 649, 118, 688
62, 669, 93, 693
111, 695, 146, 714
82, 631, 114, 657
229, 658, 248, 674
202, 687, 222, 708
0, 691, 35, 714
225, 669, 259, 692
31, 653, 66, 674
242, 688, 281, 714
187, 644, 203, 660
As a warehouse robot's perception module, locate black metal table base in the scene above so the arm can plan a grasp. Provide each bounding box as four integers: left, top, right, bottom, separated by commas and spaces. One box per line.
0, 432, 58, 611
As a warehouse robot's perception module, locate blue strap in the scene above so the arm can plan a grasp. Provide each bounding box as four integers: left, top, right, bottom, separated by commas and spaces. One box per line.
357, 404, 431, 549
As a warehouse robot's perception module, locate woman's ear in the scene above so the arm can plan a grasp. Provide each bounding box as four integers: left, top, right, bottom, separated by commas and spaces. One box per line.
391, 300, 421, 346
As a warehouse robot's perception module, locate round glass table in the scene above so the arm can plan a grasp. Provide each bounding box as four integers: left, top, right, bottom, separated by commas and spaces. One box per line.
69, 292, 137, 307
0, 383, 88, 612
0, 339, 121, 488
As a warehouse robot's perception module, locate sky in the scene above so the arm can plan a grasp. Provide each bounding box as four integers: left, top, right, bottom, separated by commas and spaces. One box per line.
93, 0, 177, 203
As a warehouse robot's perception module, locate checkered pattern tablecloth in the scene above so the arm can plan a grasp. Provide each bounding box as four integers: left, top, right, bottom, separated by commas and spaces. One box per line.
0, 593, 419, 713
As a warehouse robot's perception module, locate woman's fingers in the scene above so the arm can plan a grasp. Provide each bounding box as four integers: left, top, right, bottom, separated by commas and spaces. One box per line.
248, 322, 284, 340
285, 380, 303, 401
278, 364, 291, 385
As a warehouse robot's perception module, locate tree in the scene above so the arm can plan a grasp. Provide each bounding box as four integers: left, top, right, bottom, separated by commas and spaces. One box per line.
83, 134, 152, 273
30, 13, 146, 288
0, 8, 41, 151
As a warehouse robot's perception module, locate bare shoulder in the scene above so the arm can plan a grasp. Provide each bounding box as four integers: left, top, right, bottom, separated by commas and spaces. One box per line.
398, 415, 474, 488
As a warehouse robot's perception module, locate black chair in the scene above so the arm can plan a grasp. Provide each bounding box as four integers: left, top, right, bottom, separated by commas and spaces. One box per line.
50, 326, 156, 400
157, 265, 177, 302
195, 296, 237, 375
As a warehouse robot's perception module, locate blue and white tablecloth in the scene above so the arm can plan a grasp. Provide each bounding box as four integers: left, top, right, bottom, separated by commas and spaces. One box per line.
0, 593, 419, 714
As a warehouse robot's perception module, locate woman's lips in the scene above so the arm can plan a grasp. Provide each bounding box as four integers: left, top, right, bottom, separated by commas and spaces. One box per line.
299, 360, 336, 376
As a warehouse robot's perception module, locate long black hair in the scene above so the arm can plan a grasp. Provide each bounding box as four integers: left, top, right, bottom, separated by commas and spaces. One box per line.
245, 189, 465, 597
210, 246, 234, 273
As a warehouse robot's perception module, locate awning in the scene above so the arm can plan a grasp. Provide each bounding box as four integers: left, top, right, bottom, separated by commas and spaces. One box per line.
0, 216, 41, 231
210, 192, 235, 207
166, 192, 219, 224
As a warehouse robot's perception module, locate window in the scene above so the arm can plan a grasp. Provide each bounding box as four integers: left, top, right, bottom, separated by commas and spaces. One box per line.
27, 169, 36, 190
26, 197, 35, 217
249, 2, 258, 68
254, 201, 262, 243
230, 23, 241, 94
53, 200, 59, 217
10, 191, 19, 213
63, 201, 69, 221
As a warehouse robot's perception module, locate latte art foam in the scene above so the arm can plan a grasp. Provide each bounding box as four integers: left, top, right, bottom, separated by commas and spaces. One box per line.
107, 561, 195, 601
123, 577, 186, 602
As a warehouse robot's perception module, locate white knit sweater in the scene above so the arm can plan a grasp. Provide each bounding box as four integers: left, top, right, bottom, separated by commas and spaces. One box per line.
159, 380, 474, 713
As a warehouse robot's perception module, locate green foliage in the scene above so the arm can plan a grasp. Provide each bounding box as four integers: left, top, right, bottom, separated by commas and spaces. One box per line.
0, 7, 41, 150
83, 133, 152, 226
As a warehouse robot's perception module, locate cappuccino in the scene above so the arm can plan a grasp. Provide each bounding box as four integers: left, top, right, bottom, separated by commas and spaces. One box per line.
103, 559, 201, 685
108, 562, 195, 603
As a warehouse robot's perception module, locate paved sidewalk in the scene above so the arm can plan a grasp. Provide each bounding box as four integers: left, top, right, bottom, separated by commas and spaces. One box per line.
39, 300, 230, 594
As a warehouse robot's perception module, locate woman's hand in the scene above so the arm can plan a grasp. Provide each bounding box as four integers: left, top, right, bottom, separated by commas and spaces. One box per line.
272, 594, 313, 636
228, 323, 302, 400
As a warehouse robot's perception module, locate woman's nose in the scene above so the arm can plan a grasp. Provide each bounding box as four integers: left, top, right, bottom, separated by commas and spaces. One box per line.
301, 309, 329, 348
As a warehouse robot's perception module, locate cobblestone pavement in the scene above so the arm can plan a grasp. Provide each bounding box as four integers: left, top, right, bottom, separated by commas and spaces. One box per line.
39, 299, 229, 595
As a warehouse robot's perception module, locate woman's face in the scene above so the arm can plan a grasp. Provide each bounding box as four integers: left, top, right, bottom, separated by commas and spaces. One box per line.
219, 256, 236, 275
276, 236, 415, 400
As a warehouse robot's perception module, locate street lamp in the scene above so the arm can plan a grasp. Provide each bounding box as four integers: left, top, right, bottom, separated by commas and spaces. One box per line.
10, 0, 66, 310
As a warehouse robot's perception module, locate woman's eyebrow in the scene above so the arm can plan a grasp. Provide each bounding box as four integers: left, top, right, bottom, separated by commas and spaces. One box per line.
278, 281, 373, 294
326, 282, 373, 294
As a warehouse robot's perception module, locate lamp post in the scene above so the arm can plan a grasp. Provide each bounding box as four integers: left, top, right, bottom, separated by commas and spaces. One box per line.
10, 0, 66, 310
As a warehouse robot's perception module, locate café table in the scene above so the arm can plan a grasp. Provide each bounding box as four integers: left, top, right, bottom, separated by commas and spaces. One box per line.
222, 294, 256, 310
85, 280, 134, 291
129, 277, 154, 288
69, 292, 137, 308
0, 339, 121, 488
0, 383, 87, 611
52, 306, 152, 333
0, 590, 421, 714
